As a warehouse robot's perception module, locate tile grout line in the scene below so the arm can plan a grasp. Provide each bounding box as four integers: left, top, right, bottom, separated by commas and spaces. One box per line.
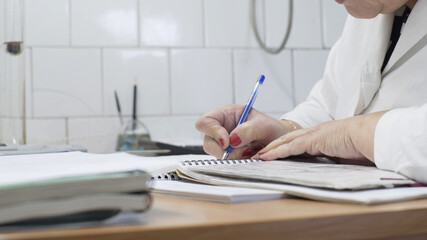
22, 44, 325, 51
136, 0, 141, 48
262, 0, 267, 44
65, 117, 69, 144
100, 48, 105, 116
231, 49, 236, 104
29, 47, 34, 118
3, 0, 6, 40
201, 0, 206, 47
167, 48, 173, 116
68, 0, 72, 46
318, 0, 327, 49
290, 49, 296, 108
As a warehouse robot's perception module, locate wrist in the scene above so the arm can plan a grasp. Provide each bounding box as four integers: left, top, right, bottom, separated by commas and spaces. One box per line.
348, 111, 388, 162
280, 119, 302, 133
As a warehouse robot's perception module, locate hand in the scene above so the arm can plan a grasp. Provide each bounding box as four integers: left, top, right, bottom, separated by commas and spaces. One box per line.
253, 111, 387, 162
195, 104, 299, 159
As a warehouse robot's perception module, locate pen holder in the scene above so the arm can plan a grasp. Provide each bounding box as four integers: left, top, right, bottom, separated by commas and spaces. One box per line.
116, 119, 154, 152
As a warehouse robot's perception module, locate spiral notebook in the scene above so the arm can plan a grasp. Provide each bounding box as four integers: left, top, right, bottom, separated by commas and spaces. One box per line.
166, 158, 427, 204
149, 158, 287, 203
176, 158, 416, 190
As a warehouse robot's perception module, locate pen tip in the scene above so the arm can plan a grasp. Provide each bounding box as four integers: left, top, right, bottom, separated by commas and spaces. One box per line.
258, 75, 265, 84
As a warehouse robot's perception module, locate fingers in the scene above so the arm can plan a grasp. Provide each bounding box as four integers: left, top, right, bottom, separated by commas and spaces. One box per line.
251, 129, 308, 158
228, 116, 288, 149
196, 115, 230, 150
202, 135, 264, 159
252, 128, 321, 160
202, 135, 225, 159
259, 137, 310, 160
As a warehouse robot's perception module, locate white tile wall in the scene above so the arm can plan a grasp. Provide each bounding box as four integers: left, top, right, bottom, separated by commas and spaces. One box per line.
103, 48, 170, 116
24, 0, 69, 46
0, 47, 6, 117
321, 0, 348, 48
140, 0, 203, 47
1, 53, 25, 117
71, 0, 138, 46
293, 50, 329, 104
32, 48, 102, 117
11, 0, 349, 152
266, 0, 323, 49
204, 0, 263, 47
25, 47, 33, 118
26, 118, 67, 144
144, 115, 203, 144
0, 0, 5, 44
170, 49, 233, 115
233, 49, 293, 113
68, 117, 122, 153
0, 118, 24, 144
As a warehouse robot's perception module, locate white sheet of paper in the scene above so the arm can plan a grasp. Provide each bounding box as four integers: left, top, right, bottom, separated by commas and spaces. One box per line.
151, 181, 286, 203
0, 151, 213, 186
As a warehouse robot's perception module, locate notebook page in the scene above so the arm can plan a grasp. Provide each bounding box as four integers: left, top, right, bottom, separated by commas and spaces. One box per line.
178, 159, 416, 190
176, 168, 427, 204
151, 181, 285, 203
0, 151, 213, 187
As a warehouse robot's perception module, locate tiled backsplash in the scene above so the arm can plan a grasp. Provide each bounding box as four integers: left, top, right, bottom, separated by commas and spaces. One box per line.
10, 0, 347, 152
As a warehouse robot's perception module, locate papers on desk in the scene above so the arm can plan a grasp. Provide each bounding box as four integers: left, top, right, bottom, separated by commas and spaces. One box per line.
152, 181, 286, 203
175, 158, 427, 204
2, 151, 427, 212
0, 152, 154, 226
177, 159, 415, 190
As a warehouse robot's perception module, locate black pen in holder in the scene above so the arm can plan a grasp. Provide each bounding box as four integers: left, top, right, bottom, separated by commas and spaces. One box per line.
116, 79, 154, 152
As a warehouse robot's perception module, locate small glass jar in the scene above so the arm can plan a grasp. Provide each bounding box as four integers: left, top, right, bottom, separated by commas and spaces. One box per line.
116, 119, 154, 152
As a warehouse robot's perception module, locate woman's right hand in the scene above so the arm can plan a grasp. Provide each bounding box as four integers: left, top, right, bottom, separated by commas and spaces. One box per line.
195, 104, 299, 159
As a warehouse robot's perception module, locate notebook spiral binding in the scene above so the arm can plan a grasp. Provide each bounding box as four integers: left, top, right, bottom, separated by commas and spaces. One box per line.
151, 172, 179, 181
181, 159, 262, 166
150, 159, 262, 181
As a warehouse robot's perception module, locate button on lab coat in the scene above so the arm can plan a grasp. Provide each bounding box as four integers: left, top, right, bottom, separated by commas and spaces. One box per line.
283, 1, 427, 183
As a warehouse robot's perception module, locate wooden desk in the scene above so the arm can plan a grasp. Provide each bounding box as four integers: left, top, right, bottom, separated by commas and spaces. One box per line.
2, 195, 427, 240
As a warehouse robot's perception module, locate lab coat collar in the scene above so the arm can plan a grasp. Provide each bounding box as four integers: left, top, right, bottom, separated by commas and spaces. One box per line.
382, 0, 427, 74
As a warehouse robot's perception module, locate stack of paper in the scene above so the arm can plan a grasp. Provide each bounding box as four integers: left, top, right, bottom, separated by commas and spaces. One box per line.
0, 152, 152, 226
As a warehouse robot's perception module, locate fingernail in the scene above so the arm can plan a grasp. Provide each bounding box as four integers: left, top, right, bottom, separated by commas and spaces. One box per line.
241, 148, 252, 158
258, 152, 266, 156
219, 138, 225, 148
230, 134, 242, 147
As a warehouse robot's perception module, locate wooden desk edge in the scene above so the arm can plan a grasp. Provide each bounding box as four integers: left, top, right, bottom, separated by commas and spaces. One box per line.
2, 196, 427, 240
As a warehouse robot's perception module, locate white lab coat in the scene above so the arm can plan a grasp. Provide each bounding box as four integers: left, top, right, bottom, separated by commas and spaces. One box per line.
282, 1, 427, 183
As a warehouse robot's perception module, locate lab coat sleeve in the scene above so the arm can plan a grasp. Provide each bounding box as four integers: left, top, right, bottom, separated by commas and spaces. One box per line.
374, 103, 427, 184
281, 78, 336, 128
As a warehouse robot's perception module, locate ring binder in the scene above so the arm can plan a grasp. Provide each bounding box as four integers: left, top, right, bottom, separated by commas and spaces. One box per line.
182, 159, 262, 166
150, 159, 262, 181
151, 172, 179, 181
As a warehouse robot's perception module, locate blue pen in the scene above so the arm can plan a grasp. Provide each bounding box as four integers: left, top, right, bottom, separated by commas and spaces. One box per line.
222, 74, 265, 160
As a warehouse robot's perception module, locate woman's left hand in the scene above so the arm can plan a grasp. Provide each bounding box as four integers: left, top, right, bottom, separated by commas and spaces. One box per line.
252, 111, 387, 162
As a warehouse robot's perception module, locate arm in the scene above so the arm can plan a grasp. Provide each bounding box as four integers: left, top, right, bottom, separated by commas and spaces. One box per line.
254, 105, 427, 184
253, 111, 385, 161
375, 104, 427, 183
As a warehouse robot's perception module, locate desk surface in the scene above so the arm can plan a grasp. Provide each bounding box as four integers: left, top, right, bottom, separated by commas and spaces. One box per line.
2, 195, 427, 240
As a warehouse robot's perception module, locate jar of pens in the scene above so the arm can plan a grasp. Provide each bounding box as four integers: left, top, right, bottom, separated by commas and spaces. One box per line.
115, 81, 156, 154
